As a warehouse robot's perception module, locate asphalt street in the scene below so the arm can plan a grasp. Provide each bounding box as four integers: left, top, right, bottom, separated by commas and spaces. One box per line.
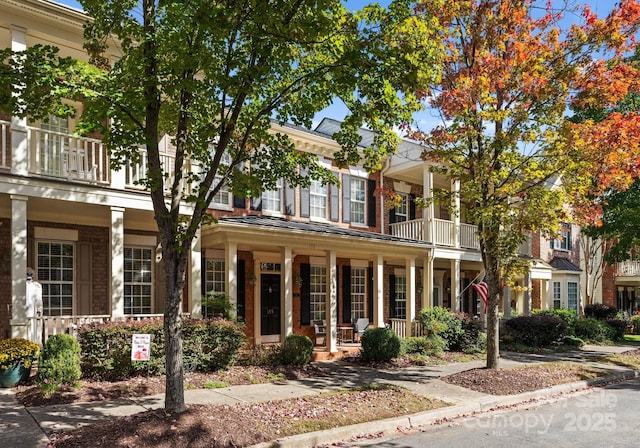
354, 377, 640, 448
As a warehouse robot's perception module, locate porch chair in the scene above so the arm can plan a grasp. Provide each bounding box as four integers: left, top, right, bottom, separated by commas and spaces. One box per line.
313, 320, 326, 346
354, 318, 369, 342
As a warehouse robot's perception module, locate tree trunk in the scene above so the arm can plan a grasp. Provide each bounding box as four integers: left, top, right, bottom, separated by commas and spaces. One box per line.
484, 254, 502, 369
162, 247, 188, 414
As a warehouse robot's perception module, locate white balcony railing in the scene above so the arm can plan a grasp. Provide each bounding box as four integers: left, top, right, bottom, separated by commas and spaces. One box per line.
434, 218, 454, 246
617, 260, 640, 277
389, 219, 423, 240
28, 127, 109, 184
460, 223, 480, 249
0, 120, 10, 169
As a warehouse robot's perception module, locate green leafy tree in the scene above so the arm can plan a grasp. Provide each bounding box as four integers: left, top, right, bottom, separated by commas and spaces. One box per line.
2, 0, 444, 412
412, 0, 640, 368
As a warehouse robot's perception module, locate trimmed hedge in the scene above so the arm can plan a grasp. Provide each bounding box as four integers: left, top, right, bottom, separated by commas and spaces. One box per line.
282, 335, 313, 365
604, 319, 628, 341
574, 318, 615, 343
532, 309, 577, 334
632, 315, 640, 335
584, 304, 618, 321
504, 315, 566, 347
360, 327, 401, 362
36, 334, 81, 394
77, 318, 245, 380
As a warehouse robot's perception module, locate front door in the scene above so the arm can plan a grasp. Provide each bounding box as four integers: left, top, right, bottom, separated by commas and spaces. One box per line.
260, 274, 281, 336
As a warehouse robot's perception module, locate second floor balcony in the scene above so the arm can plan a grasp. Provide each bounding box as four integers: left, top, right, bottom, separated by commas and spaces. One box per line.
617, 260, 640, 278
1, 121, 191, 195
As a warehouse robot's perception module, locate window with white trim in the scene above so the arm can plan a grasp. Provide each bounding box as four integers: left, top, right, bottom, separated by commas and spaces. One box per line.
553, 223, 572, 251
310, 265, 326, 321
568, 282, 578, 314
204, 259, 225, 294
310, 179, 328, 219
350, 267, 366, 319
395, 193, 408, 222
262, 179, 283, 214
350, 178, 366, 224
37, 241, 74, 316
553, 281, 561, 309
211, 151, 233, 208
394, 275, 407, 319
124, 247, 153, 315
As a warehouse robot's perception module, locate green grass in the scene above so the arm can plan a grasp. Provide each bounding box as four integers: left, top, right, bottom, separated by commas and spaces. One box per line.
623, 334, 640, 344
203, 380, 229, 389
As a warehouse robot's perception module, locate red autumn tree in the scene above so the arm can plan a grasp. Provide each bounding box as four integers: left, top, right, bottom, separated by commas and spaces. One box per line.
411, 0, 640, 368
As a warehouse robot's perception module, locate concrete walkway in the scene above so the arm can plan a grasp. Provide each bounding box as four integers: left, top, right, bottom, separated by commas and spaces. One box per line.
1, 344, 637, 448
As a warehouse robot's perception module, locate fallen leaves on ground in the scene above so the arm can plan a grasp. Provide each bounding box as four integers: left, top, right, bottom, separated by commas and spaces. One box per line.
47, 385, 448, 448
442, 361, 610, 395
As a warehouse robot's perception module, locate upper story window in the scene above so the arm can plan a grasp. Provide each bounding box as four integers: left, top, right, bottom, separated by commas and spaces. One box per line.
262, 180, 283, 214
552, 223, 572, 251
211, 151, 232, 209
395, 193, 409, 222
310, 179, 328, 219
350, 178, 366, 225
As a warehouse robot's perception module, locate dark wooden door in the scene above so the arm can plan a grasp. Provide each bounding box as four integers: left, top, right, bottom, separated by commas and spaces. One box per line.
260, 274, 281, 336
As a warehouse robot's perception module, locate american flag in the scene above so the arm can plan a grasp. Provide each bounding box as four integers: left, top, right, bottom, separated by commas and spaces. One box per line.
472, 280, 488, 313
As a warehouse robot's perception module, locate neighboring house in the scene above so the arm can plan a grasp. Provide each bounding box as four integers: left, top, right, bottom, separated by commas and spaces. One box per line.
601, 257, 640, 316
3, 0, 591, 351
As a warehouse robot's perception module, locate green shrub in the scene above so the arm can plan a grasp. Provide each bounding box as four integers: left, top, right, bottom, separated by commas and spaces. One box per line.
237, 344, 283, 366
533, 309, 577, 334
281, 335, 313, 365
574, 318, 615, 343
418, 307, 464, 350
360, 327, 401, 362
584, 304, 618, 321
503, 315, 566, 347
77, 318, 245, 380
631, 315, 640, 335
458, 317, 486, 353
563, 335, 585, 347
401, 336, 445, 357
201, 293, 235, 319
604, 319, 628, 341
36, 334, 81, 394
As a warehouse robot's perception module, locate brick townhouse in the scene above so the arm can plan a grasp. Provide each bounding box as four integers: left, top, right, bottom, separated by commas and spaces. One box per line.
3, 0, 628, 352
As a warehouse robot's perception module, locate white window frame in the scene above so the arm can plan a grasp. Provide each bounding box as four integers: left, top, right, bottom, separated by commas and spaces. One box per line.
211, 151, 233, 210
37, 240, 74, 316
310, 179, 328, 220
350, 177, 366, 225
395, 192, 409, 222
553, 281, 561, 310
394, 275, 407, 319
568, 281, 579, 314
553, 223, 572, 251
124, 246, 153, 315
204, 258, 225, 294
310, 265, 327, 321
350, 267, 366, 320
262, 179, 284, 215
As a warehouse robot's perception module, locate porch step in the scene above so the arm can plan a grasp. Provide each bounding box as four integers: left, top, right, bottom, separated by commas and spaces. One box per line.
312, 346, 360, 362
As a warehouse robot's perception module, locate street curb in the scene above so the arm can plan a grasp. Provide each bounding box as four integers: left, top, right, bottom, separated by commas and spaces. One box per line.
250, 369, 640, 448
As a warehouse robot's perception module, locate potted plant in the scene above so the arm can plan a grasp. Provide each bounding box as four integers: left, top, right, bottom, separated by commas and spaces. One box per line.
0, 338, 41, 387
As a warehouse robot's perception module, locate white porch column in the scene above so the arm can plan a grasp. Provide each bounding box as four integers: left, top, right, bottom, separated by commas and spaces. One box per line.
110, 206, 125, 320
326, 250, 338, 352
10, 195, 28, 338
423, 251, 434, 309
435, 270, 446, 307
373, 255, 384, 328
523, 270, 532, 316
225, 242, 238, 314
451, 179, 460, 248
11, 26, 28, 177
423, 168, 434, 243
189, 229, 202, 318
282, 246, 293, 337
405, 257, 416, 336
450, 259, 460, 312
503, 280, 512, 319
542, 279, 550, 311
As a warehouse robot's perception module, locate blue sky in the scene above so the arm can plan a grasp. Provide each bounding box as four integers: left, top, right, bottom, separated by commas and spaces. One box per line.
52, 0, 619, 130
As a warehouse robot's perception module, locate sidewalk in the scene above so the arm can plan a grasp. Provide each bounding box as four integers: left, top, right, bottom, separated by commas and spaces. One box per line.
1, 344, 637, 448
